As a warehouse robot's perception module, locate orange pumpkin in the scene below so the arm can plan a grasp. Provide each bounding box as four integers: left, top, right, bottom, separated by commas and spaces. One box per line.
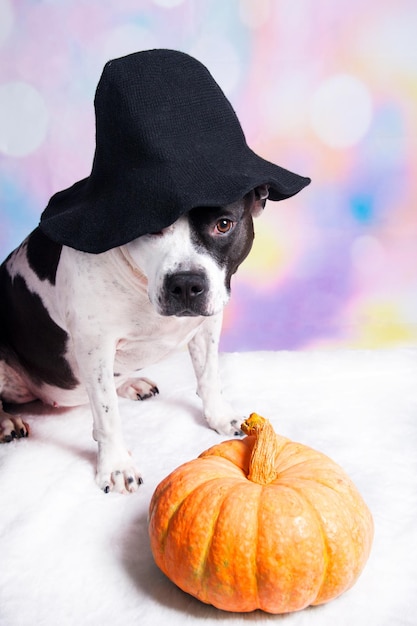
148, 413, 374, 614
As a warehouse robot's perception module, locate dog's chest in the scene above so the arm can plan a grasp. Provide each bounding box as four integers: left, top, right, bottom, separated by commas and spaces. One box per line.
113, 316, 203, 374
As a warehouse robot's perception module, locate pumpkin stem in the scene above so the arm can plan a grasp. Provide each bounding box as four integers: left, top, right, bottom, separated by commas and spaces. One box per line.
241, 413, 280, 485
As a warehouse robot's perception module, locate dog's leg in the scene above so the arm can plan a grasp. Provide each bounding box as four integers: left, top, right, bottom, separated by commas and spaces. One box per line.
74, 339, 143, 494
188, 313, 243, 436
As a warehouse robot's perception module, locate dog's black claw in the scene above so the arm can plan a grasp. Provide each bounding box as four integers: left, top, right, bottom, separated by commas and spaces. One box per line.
136, 385, 159, 401
11, 430, 17, 439
127, 476, 135, 485
138, 477, 144, 486
4, 435, 13, 443
230, 420, 244, 437
137, 393, 149, 401
104, 485, 110, 494
20, 428, 26, 437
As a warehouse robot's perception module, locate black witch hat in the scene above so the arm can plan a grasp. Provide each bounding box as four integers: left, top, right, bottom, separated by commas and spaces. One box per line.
39, 49, 310, 253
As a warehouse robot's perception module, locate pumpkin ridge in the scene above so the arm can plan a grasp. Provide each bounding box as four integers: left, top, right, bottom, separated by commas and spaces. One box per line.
272, 444, 326, 476
150, 472, 201, 559
199, 437, 253, 474
149, 459, 202, 518
277, 469, 351, 493
253, 482, 263, 610
202, 480, 263, 611
305, 490, 353, 605
164, 475, 241, 550
163, 476, 244, 598
280, 482, 330, 603
304, 496, 330, 605
199, 454, 248, 478
150, 459, 245, 569
297, 477, 357, 503
155, 497, 184, 567
255, 482, 328, 611
279, 472, 370, 533
281, 478, 367, 604
196, 478, 243, 602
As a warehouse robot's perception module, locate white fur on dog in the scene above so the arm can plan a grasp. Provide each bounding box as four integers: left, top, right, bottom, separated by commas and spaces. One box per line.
0, 349, 416, 625
125, 215, 229, 316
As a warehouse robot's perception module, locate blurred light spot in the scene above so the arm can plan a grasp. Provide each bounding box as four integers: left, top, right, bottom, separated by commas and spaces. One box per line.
0, 82, 48, 157
263, 71, 309, 135
152, 0, 184, 6
351, 235, 385, 277
0, 0, 13, 46
365, 103, 406, 176
0, 176, 39, 257
355, 302, 414, 348
357, 9, 417, 78
241, 208, 308, 289
189, 37, 241, 96
243, 228, 283, 281
239, 0, 271, 29
100, 24, 157, 60
310, 74, 372, 148
350, 194, 374, 223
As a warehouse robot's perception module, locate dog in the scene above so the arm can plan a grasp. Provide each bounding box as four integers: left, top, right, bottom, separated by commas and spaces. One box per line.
0, 186, 269, 493
0, 49, 310, 494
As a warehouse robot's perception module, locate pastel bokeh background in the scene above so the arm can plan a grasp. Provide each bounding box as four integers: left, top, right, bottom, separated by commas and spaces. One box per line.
1, 0, 416, 352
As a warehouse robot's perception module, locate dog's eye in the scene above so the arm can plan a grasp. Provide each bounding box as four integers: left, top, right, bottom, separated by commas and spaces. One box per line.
215, 218, 234, 234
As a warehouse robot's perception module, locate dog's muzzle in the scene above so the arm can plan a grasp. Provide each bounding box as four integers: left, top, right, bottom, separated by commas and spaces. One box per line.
161, 271, 210, 316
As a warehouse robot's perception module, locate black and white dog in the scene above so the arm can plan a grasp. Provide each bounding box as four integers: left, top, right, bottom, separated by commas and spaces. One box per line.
0, 186, 268, 493
0, 49, 310, 494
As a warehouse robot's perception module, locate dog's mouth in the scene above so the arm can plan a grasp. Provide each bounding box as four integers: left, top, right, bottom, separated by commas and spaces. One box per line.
159, 305, 211, 317
171, 308, 204, 317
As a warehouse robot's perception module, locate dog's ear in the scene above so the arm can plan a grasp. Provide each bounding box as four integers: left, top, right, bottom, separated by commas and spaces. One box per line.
251, 185, 269, 217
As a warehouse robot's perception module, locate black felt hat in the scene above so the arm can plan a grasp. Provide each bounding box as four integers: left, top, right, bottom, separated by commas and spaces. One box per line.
39, 49, 311, 253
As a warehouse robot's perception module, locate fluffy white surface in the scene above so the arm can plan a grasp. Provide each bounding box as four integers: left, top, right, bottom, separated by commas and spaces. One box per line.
0, 349, 416, 626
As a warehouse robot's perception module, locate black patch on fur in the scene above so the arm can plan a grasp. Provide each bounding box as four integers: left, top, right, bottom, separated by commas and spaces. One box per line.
0, 265, 78, 390
188, 196, 255, 290
26, 228, 62, 285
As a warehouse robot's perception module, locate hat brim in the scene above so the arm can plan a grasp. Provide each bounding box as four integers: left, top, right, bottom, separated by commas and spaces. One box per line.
39, 150, 310, 254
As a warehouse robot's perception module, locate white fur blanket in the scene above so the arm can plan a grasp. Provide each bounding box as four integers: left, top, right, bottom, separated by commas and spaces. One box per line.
0, 349, 416, 626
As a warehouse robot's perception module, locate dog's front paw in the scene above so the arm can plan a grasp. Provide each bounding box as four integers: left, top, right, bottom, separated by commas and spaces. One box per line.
96, 443, 143, 494
213, 418, 244, 437
204, 399, 244, 437
116, 377, 159, 401
0, 414, 30, 443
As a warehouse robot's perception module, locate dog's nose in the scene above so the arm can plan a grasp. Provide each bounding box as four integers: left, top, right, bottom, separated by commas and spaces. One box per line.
166, 272, 207, 301
164, 272, 208, 315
